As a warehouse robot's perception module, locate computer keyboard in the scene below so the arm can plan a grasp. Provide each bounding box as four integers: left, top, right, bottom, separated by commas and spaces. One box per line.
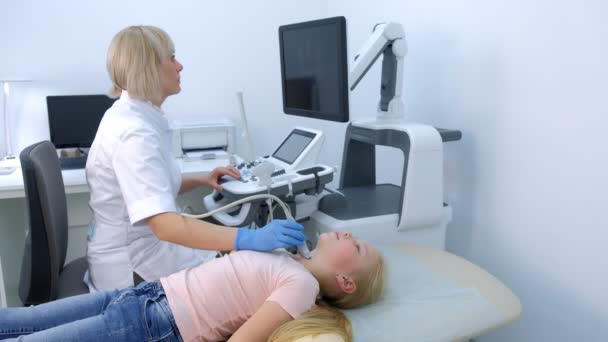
59, 156, 88, 170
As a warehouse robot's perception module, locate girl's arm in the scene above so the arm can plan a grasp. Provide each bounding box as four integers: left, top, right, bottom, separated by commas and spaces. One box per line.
228, 301, 292, 342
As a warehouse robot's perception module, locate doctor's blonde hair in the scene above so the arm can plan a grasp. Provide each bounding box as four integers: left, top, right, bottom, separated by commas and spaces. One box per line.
107, 25, 175, 103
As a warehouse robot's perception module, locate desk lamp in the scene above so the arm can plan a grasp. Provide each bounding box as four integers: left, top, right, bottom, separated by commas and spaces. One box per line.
1, 79, 30, 175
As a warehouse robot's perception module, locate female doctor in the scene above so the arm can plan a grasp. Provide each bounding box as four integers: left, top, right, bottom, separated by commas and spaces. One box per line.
84, 25, 306, 291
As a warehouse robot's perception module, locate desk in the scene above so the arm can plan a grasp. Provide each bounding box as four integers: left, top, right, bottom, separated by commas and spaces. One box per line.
0, 158, 229, 199
0, 158, 226, 307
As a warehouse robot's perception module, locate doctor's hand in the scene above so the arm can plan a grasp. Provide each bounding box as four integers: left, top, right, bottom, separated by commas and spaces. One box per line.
205, 166, 241, 191
235, 219, 306, 252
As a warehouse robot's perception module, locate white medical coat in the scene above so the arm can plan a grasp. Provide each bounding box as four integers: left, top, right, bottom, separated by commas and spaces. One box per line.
84, 91, 216, 291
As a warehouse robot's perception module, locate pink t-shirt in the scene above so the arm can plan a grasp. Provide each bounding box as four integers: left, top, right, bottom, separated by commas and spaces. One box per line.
160, 250, 319, 342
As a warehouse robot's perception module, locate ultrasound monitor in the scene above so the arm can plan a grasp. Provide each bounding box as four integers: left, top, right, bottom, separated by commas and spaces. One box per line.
47, 95, 116, 148
272, 129, 316, 165
279, 16, 349, 122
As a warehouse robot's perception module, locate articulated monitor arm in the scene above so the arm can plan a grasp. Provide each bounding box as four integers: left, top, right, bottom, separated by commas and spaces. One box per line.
349, 22, 407, 120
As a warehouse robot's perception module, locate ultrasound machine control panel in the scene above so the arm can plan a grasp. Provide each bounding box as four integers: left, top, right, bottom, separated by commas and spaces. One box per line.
203, 127, 334, 226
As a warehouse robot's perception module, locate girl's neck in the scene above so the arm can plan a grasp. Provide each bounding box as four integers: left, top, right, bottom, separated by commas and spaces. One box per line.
298, 255, 339, 298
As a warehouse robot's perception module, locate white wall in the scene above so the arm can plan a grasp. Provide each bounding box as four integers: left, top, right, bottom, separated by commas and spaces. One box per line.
2, 0, 608, 340
0, 0, 328, 159
328, 0, 608, 341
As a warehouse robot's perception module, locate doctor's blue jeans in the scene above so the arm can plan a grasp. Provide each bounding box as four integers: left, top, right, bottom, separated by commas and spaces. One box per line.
0, 281, 182, 341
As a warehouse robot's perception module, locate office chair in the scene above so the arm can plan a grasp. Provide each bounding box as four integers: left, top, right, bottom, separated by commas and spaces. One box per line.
19, 140, 89, 305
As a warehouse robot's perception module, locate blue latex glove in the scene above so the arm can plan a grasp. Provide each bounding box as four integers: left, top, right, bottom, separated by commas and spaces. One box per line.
235, 219, 306, 252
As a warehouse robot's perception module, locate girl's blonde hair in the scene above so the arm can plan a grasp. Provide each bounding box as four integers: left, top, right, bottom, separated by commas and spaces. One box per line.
268, 305, 352, 342
270, 253, 386, 341
326, 252, 386, 309
107, 25, 175, 103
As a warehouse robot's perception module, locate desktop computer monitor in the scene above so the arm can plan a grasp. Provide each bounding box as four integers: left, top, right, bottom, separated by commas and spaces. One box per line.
46, 95, 116, 148
279, 16, 349, 123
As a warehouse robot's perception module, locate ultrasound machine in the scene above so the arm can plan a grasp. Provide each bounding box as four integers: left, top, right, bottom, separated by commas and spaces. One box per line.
204, 17, 461, 249
202, 17, 352, 228
203, 127, 335, 227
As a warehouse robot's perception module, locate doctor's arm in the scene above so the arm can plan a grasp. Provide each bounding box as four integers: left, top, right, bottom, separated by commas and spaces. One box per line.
179, 166, 240, 194
147, 213, 306, 252
147, 212, 238, 251
228, 301, 292, 342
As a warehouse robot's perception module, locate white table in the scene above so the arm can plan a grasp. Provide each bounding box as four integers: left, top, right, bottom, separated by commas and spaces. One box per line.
0, 158, 229, 200
0, 158, 227, 307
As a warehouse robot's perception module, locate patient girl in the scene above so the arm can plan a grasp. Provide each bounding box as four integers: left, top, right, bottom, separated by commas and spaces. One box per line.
0, 231, 384, 342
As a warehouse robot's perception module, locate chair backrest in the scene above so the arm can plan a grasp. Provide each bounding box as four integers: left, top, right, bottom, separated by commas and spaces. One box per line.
0, 256, 6, 307
19, 140, 68, 305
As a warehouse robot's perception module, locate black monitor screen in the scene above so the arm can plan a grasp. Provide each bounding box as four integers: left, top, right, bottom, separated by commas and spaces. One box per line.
279, 16, 349, 122
272, 129, 316, 164
47, 95, 116, 148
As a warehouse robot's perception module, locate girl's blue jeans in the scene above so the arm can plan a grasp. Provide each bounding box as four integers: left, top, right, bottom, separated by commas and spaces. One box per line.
0, 281, 182, 341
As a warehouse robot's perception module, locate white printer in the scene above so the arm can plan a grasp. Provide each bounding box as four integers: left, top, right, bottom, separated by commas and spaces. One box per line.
171, 119, 236, 159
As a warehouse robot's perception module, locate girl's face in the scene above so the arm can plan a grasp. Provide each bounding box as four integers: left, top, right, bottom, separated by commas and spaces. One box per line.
314, 231, 378, 278
160, 53, 183, 98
